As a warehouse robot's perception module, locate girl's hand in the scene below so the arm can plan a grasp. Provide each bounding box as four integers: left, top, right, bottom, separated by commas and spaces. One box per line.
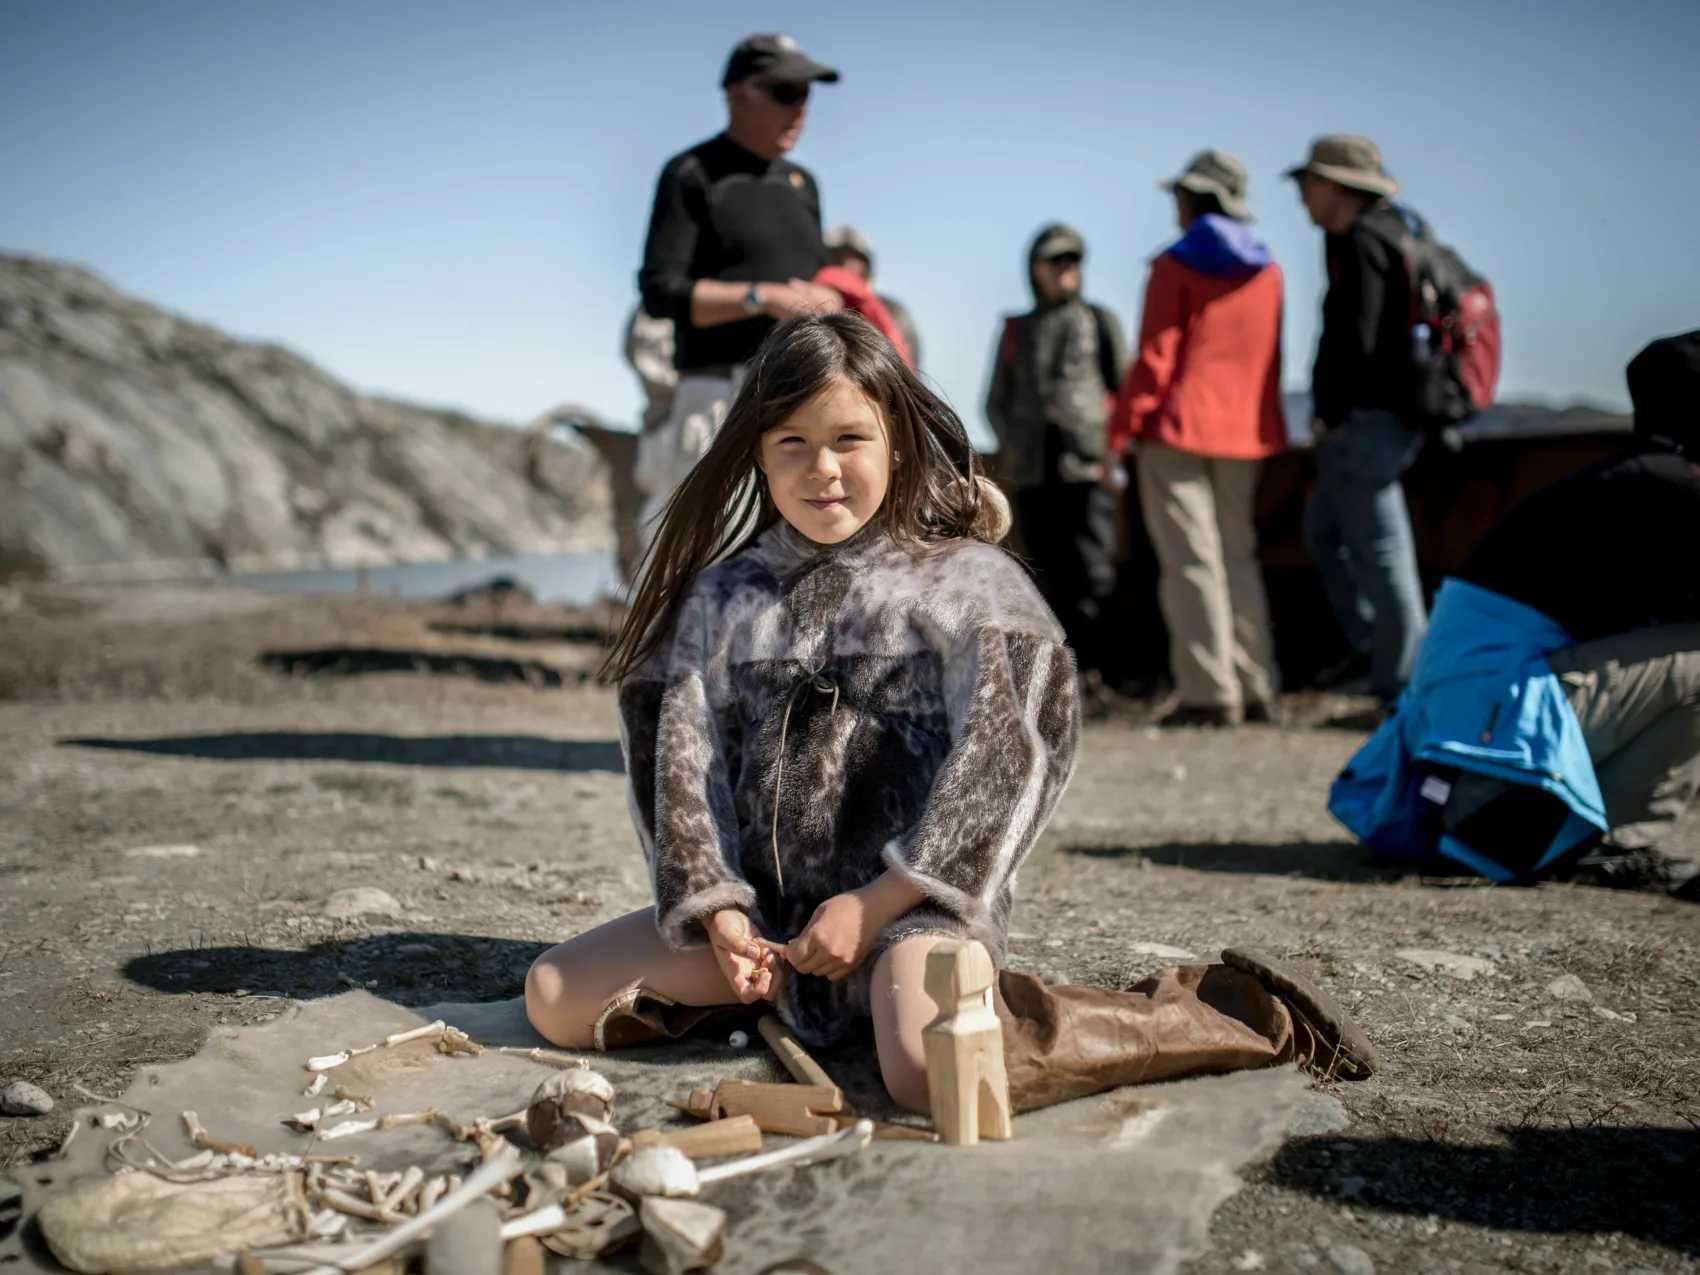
706, 909, 779, 1003
786, 891, 878, 982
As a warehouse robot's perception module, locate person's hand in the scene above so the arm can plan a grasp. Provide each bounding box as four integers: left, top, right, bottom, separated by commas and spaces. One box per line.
785, 890, 880, 981
1099, 447, 1131, 492
762, 279, 844, 320
706, 909, 780, 1002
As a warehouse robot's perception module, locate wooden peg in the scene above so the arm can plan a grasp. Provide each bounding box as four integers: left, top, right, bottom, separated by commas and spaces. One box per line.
922, 940, 1012, 1146
756, 1015, 839, 1090
710, 1079, 840, 1137
629, 1114, 763, 1159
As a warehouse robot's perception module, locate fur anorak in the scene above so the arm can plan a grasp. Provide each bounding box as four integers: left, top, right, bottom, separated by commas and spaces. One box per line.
619, 520, 1081, 1046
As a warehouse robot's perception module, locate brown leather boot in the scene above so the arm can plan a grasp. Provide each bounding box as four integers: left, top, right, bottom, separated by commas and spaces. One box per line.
995, 952, 1378, 1114
591, 987, 760, 1050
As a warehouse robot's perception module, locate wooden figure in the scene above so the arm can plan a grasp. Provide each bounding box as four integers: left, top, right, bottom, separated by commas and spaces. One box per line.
922, 940, 1012, 1146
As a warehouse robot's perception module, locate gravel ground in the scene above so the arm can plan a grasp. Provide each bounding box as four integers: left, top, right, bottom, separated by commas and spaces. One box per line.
0, 581, 1695, 1274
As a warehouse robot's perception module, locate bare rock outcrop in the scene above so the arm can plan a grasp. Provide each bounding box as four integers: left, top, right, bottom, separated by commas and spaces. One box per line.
0, 253, 612, 581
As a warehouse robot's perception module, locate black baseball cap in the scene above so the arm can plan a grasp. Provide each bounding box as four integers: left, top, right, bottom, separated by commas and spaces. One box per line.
721, 34, 840, 88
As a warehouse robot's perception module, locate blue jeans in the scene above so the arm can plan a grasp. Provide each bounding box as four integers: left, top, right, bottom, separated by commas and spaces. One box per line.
1304, 407, 1428, 701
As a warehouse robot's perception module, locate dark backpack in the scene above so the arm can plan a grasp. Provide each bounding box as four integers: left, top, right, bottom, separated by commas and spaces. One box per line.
1369, 208, 1502, 427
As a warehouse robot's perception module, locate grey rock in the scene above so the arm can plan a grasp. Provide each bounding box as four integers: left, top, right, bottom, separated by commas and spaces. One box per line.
1546, 973, 1592, 1002
1328, 1243, 1375, 1275
1, 1080, 53, 1115
0, 253, 611, 583
324, 887, 403, 919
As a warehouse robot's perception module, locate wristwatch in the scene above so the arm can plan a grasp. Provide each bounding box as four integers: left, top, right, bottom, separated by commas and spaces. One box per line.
740, 284, 763, 316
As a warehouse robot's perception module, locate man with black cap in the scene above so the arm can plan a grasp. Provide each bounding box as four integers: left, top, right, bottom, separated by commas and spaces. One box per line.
1329, 331, 1700, 898
634, 34, 843, 548
1288, 135, 1427, 710
984, 224, 1127, 683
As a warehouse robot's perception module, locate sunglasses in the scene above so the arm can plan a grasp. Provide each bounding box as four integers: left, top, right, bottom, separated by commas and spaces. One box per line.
759, 80, 811, 107
1044, 253, 1083, 269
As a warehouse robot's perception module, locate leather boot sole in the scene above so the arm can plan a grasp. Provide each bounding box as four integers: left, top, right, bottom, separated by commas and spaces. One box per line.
1221, 947, 1382, 1080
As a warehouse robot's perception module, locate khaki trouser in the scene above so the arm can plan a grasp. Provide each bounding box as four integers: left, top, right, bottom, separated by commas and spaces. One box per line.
1548, 623, 1700, 854
634, 369, 742, 559
1136, 444, 1278, 709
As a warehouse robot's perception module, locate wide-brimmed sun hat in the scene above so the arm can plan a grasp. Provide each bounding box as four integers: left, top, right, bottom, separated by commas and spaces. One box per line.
1285, 134, 1398, 198
1162, 149, 1254, 221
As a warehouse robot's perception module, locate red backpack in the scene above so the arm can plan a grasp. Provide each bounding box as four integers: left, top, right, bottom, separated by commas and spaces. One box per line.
1372, 208, 1502, 427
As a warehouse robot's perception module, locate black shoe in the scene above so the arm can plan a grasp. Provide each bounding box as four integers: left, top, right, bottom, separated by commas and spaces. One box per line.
1158, 704, 1240, 729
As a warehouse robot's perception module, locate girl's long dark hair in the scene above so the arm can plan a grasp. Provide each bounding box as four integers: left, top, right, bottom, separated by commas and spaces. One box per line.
603, 311, 1003, 683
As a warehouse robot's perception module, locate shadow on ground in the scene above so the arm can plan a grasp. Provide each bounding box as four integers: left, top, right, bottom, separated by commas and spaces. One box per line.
124, 932, 555, 1005
427, 619, 612, 645
1270, 1128, 1700, 1255
1058, 839, 1411, 883
259, 646, 590, 687
60, 731, 625, 771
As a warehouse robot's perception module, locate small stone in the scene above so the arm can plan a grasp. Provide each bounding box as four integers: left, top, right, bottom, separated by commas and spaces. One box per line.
728, 1031, 749, 1048
1394, 949, 1495, 980
2, 1081, 53, 1116
1546, 974, 1592, 1002
1044, 939, 1066, 948
1287, 1091, 1350, 1137
1232, 1253, 1266, 1272
1328, 1243, 1375, 1275
1129, 941, 1197, 961
1337, 1175, 1366, 1199
1169, 764, 1188, 782
324, 887, 403, 919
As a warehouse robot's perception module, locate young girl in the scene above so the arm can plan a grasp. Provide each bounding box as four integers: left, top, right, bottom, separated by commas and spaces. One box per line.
525, 311, 1079, 1112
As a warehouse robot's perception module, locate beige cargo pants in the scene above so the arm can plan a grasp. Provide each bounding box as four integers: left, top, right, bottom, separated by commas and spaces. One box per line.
1136, 443, 1279, 711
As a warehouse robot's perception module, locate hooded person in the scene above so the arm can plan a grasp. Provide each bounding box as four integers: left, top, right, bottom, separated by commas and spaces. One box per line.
1329, 329, 1700, 898
824, 223, 922, 370
1107, 150, 1287, 729
984, 224, 1128, 682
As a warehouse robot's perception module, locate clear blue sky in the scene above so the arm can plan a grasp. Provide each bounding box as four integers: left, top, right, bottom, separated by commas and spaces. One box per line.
3, 0, 1696, 442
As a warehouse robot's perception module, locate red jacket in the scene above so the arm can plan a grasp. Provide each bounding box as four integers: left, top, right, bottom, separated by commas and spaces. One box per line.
815, 265, 913, 368
1108, 239, 1286, 461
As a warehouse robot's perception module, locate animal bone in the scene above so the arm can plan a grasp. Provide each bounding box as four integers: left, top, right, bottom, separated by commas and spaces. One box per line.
383, 1021, 446, 1047
304, 1045, 377, 1072
696, 1118, 873, 1186
318, 1187, 405, 1225
526, 1070, 615, 1149
330, 1086, 374, 1112
96, 1111, 141, 1131
639, 1197, 726, 1275
322, 1099, 361, 1119
285, 1108, 323, 1132
304, 1073, 329, 1098
379, 1166, 425, 1213
317, 1119, 379, 1140
416, 1175, 449, 1213
436, 1027, 485, 1057
378, 1109, 440, 1131
516, 1192, 639, 1259
497, 1047, 588, 1069
182, 1110, 257, 1158
294, 1145, 523, 1275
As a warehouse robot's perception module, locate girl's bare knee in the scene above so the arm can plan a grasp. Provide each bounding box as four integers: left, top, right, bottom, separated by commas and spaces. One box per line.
524, 949, 595, 1050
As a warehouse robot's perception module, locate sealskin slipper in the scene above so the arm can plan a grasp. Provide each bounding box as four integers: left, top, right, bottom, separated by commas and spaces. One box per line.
1221, 947, 1382, 1079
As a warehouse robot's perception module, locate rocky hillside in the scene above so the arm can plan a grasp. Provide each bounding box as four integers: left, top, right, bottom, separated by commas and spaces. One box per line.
0, 253, 612, 581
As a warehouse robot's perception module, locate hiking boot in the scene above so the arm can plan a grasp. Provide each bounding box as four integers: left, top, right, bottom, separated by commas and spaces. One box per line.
1221, 947, 1381, 1079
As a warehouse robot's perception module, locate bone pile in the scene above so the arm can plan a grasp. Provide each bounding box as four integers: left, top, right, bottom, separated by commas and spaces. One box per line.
41, 1020, 875, 1275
